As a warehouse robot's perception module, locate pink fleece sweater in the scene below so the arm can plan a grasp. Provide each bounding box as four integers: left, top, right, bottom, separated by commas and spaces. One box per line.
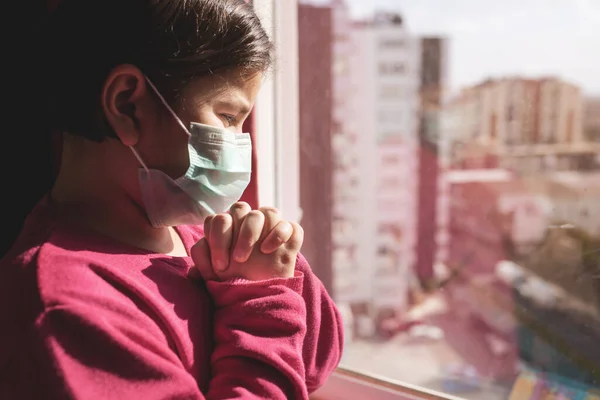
0, 198, 343, 399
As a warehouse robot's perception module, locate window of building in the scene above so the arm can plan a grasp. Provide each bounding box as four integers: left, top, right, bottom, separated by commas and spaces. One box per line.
333, 58, 349, 74
379, 109, 405, 124
381, 153, 403, 166
378, 132, 407, 142
380, 38, 406, 49
379, 175, 405, 189
379, 84, 404, 100
379, 62, 406, 75
335, 33, 350, 43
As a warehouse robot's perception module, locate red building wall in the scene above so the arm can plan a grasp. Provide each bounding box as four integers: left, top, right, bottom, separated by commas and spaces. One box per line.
447, 182, 509, 276
297, 4, 334, 294
415, 38, 444, 285
440, 181, 518, 379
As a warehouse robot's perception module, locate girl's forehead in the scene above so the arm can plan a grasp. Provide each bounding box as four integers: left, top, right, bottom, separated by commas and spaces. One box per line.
184, 71, 263, 106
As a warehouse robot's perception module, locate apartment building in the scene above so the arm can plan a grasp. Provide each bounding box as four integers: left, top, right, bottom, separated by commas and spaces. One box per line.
298, 0, 448, 335
445, 77, 600, 174
350, 12, 422, 321
584, 96, 600, 143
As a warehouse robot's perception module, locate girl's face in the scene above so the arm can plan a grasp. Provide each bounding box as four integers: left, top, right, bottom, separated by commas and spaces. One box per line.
101, 65, 262, 206
135, 69, 263, 180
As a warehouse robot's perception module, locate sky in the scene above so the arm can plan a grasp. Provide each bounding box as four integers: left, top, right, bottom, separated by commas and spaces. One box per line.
306, 0, 600, 96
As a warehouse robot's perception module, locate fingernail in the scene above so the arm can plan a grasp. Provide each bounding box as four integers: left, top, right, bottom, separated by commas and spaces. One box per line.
234, 250, 247, 263
215, 260, 226, 271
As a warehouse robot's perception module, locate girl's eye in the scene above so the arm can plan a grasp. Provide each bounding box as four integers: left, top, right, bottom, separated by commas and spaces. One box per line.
222, 114, 237, 126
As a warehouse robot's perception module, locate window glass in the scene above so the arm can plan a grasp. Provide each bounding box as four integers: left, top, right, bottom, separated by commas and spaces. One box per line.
297, 0, 600, 398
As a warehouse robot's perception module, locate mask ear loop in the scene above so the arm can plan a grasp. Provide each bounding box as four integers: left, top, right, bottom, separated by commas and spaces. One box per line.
144, 77, 191, 137
130, 76, 193, 171
130, 147, 150, 172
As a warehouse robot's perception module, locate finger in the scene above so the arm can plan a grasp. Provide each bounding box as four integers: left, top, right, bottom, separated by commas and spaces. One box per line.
229, 202, 252, 250
203, 214, 215, 240
233, 210, 265, 263
258, 206, 282, 240
285, 221, 304, 253
260, 220, 294, 254
189, 238, 218, 281
208, 213, 233, 272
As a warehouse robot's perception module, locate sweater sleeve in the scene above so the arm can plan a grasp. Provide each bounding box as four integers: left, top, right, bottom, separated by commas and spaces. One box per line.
23, 274, 309, 400
294, 253, 345, 392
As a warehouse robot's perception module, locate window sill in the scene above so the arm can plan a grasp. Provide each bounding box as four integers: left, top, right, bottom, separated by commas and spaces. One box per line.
311, 368, 464, 400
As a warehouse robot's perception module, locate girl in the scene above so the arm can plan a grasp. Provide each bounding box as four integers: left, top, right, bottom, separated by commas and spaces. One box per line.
0, 0, 343, 398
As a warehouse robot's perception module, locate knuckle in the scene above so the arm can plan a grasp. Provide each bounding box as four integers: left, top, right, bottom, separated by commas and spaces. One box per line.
247, 210, 265, 221
292, 222, 304, 236
230, 202, 251, 213
273, 222, 291, 238
259, 206, 280, 215
259, 207, 281, 229
259, 207, 281, 223
212, 213, 232, 228
272, 226, 286, 238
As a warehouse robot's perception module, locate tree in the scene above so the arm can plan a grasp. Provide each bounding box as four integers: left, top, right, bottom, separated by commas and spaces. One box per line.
505, 223, 600, 385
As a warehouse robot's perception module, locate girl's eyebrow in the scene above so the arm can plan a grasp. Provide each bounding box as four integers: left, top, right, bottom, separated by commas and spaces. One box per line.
213, 94, 252, 115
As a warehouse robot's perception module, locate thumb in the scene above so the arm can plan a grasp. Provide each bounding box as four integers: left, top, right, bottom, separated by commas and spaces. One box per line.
189, 238, 218, 281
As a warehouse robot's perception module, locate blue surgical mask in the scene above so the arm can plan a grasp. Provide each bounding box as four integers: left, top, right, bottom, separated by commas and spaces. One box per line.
129, 78, 252, 227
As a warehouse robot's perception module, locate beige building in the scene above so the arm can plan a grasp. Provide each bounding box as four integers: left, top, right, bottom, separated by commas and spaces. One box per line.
584, 96, 600, 142
537, 78, 584, 144
444, 77, 600, 174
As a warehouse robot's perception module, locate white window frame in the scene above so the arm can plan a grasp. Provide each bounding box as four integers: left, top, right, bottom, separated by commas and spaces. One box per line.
252, 1, 466, 399
252, 0, 301, 223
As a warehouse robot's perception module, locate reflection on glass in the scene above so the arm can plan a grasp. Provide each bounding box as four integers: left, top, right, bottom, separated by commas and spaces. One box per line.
298, 0, 600, 398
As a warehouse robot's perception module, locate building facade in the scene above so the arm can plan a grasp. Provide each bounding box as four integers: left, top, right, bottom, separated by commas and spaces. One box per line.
353, 12, 422, 321
445, 77, 600, 174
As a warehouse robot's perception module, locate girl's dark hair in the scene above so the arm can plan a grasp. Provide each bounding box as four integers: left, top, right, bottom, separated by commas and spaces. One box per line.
2, 0, 272, 257
47, 0, 273, 141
